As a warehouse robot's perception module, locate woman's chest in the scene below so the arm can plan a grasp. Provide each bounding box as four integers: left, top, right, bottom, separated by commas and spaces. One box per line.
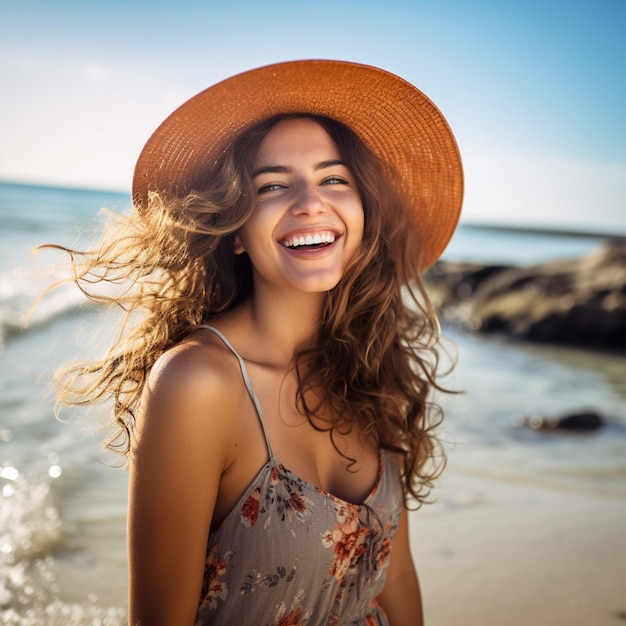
248, 365, 381, 505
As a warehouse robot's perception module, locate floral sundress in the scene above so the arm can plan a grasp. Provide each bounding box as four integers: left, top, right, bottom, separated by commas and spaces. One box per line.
195, 326, 404, 626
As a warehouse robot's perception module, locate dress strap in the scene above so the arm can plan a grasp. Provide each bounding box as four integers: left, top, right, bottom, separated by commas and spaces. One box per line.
198, 325, 273, 458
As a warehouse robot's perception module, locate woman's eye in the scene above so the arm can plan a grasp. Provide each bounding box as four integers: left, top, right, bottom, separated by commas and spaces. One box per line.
257, 182, 285, 194
321, 176, 348, 186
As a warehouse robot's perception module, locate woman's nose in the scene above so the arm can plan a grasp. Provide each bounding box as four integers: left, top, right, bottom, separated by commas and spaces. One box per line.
290, 181, 327, 215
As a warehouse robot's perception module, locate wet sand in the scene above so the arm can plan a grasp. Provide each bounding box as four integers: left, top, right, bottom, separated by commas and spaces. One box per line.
410, 468, 626, 626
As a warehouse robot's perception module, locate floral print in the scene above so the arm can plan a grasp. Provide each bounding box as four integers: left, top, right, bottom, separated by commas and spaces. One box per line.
197, 545, 232, 613
272, 588, 312, 625
196, 455, 402, 626
265, 464, 316, 528
240, 563, 298, 595
241, 488, 260, 527
241, 463, 316, 532
276, 606, 306, 626
322, 505, 370, 580
375, 536, 392, 571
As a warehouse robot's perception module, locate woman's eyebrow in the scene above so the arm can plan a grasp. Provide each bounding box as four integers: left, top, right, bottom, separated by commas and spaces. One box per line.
315, 159, 346, 171
252, 160, 347, 179
252, 165, 290, 178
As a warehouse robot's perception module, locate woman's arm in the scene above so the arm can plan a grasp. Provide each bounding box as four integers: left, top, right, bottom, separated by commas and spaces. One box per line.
376, 506, 424, 626
127, 345, 235, 626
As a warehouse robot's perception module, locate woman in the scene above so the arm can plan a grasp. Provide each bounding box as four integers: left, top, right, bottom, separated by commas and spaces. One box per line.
50, 60, 463, 625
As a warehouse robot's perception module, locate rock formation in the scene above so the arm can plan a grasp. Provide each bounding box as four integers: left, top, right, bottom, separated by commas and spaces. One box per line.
511, 411, 604, 432
424, 239, 626, 351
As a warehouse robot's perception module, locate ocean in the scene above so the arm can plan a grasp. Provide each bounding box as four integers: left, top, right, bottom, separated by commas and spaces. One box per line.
1, 181, 625, 624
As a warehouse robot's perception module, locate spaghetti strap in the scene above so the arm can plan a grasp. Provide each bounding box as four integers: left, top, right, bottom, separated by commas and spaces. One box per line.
198, 325, 273, 458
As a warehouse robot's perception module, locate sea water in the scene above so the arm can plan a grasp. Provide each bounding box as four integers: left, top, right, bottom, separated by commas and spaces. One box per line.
1, 181, 625, 624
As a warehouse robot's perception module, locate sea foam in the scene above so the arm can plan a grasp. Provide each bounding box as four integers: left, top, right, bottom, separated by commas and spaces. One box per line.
0, 467, 127, 625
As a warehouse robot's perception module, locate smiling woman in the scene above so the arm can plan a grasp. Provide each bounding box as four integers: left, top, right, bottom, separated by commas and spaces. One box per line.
234, 117, 364, 295
40, 60, 463, 625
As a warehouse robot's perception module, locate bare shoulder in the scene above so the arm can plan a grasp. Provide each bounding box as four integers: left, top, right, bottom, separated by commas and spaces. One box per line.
133, 329, 243, 461
148, 331, 235, 398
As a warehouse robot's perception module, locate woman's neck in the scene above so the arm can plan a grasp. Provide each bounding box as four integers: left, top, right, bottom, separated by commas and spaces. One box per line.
229, 287, 323, 369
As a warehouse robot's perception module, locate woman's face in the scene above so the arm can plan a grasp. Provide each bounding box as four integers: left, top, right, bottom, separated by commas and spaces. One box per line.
234, 118, 364, 296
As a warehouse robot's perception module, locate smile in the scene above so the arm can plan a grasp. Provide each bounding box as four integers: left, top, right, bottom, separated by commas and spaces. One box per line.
281, 231, 337, 249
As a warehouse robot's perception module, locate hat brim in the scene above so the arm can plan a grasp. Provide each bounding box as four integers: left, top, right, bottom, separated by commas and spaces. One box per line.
132, 59, 463, 271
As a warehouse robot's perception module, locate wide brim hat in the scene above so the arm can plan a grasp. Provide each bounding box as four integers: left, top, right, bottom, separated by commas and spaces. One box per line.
133, 59, 463, 271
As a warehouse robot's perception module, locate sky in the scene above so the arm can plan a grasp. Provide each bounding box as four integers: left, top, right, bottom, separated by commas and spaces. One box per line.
0, 0, 624, 232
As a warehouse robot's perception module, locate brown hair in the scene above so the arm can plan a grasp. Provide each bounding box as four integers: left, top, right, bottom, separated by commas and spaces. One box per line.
42, 114, 450, 507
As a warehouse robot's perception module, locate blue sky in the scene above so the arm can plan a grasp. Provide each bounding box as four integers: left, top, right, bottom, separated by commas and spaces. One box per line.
0, 0, 624, 232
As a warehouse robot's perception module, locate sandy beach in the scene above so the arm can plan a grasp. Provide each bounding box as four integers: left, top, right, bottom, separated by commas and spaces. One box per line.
410, 466, 626, 626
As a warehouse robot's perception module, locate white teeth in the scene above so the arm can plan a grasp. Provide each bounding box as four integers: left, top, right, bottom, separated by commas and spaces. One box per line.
283, 231, 337, 248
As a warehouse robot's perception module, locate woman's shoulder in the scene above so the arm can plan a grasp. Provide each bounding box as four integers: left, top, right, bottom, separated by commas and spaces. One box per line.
138, 327, 245, 432
151, 328, 234, 387
130, 326, 249, 477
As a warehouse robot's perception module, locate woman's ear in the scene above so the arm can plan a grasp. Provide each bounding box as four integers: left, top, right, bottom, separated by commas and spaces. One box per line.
233, 234, 246, 255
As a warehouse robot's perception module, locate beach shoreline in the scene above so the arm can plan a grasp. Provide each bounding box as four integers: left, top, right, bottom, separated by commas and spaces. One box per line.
410, 467, 626, 626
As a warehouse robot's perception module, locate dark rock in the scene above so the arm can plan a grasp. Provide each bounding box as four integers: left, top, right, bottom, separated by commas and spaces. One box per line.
424, 239, 626, 351
511, 411, 604, 432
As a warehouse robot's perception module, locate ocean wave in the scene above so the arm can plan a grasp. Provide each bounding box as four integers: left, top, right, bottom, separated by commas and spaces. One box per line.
0, 468, 63, 562
0, 468, 127, 625
0, 274, 92, 347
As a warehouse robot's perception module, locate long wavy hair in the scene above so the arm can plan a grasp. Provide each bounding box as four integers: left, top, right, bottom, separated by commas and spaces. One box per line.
43, 114, 451, 507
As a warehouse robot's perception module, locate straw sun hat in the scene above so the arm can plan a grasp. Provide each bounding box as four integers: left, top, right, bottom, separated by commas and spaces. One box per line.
132, 59, 463, 271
